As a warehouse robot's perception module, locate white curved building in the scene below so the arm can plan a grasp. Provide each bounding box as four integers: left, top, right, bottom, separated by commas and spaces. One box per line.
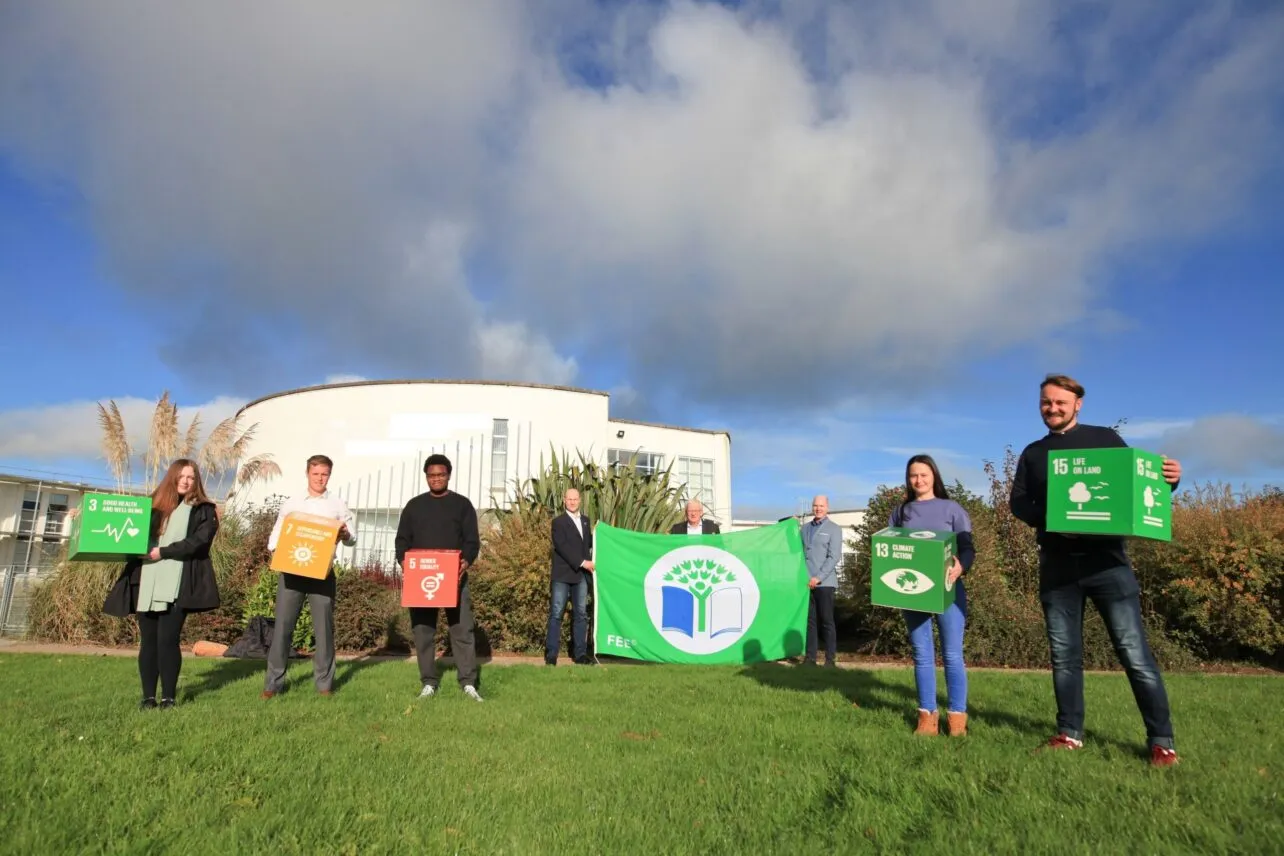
233, 380, 731, 567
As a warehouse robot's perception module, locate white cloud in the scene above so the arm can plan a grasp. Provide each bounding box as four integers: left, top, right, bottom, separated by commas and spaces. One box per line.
0, 1, 1278, 405
1119, 419, 1195, 442
0, 395, 245, 461
1152, 415, 1284, 477
323, 374, 368, 385
474, 321, 579, 386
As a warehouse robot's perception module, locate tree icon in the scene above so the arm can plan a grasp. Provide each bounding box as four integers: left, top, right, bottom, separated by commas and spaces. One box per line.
663, 559, 735, 633
1068, 481, 1110, 510
1143, 486, 1160, 515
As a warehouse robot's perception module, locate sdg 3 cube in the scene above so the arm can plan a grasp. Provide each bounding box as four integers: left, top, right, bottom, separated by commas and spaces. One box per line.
68, 493, 152, 562
870, 527, 958, 614
1046, 448, 1172, 541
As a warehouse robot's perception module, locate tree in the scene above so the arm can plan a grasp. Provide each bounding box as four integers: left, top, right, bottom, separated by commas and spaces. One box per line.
502, 448, 686, 533
663, 558, 735, 633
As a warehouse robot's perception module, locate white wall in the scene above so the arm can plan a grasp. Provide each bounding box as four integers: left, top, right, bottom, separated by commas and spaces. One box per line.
730, 509, 867, 559
606, 420, 732, 525
231, 381, 733, 568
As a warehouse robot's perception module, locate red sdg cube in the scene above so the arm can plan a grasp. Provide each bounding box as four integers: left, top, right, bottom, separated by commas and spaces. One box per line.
401, 550, 460, 608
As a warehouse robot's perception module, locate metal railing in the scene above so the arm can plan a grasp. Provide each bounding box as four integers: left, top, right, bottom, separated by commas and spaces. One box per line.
0, 564, 61, 637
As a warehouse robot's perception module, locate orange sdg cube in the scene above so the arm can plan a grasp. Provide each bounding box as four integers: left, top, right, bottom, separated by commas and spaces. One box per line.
270, 512, 342, 580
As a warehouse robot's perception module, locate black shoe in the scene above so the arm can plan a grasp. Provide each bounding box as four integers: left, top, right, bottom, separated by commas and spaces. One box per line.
159, 698, 176, 709
139, 697, 157, 710
824, 661, 838, 669
574, 657, 596, 666
801, 660, 818, 667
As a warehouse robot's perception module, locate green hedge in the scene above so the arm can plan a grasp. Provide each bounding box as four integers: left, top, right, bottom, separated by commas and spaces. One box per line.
25, 464, 1284, 669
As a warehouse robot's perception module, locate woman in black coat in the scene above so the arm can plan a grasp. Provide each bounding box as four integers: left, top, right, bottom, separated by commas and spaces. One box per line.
104, 458, 220, 709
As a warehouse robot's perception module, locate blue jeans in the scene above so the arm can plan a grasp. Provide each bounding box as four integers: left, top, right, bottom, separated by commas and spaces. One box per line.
1040, 560, 1174, 749
545, 579, 588, 662
903, 581, 967, 713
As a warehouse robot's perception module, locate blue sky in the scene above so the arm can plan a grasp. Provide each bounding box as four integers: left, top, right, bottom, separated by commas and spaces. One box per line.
2, 0, 1282, 518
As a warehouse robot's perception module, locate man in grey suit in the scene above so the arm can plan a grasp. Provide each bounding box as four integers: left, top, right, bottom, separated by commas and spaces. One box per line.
803, 495, 842, 667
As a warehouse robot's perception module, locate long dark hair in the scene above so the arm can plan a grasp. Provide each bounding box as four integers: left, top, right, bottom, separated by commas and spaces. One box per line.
895, 454, 950, 526
151, 458, 211, 536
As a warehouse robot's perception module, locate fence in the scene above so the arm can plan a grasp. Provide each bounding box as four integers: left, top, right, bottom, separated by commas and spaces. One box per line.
324, 427, 535, 571
0, 564, 60, 637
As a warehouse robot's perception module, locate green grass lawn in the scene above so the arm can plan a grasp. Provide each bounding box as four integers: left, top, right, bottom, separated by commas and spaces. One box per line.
0, 654, 1279, 855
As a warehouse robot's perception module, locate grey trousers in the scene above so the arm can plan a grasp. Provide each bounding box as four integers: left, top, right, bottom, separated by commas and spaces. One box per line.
410, 581, 479, 689
264, 572, 336, 693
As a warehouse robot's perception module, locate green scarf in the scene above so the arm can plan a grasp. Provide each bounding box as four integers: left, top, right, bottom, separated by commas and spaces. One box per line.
137, 503, 193, 613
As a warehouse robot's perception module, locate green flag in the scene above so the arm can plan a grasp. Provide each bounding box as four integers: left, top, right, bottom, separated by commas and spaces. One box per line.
592, 521, 809, 664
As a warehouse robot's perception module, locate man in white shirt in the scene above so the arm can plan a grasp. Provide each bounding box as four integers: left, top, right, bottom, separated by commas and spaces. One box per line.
262, 454, 356, 698
669, 498, 721, 535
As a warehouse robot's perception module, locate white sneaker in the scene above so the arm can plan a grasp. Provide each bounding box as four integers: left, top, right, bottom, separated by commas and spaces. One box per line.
462, 685, 484, 702
418, 684, 436, 699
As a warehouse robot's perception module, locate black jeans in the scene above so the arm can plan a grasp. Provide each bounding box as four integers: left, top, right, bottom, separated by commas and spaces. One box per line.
806, 586, 837, 665
137, 600, 187, 701
1040, 558, 1174, 749
410, 582, 479, 689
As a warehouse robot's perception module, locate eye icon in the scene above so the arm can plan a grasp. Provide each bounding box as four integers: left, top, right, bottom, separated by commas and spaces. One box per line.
880, 569, 934, 594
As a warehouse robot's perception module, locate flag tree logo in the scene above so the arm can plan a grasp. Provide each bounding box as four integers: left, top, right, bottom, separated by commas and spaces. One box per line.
643, 546, 760, 655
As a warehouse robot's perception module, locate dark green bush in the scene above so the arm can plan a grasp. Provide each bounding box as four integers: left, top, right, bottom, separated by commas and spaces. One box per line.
836, 449, 1202, 671
24, 458, 1281, 670
469, 512, 555, 654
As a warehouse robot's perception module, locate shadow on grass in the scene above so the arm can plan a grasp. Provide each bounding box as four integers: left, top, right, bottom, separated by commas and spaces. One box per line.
183, 657, 263, 701
738, 661, 918, 721
739, 660, 1153, 759
334, 654, 395, 692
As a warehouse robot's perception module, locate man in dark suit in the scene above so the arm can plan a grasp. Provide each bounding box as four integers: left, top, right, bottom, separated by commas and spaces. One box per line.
546, 487, 595, 665
670, 498, 721, 535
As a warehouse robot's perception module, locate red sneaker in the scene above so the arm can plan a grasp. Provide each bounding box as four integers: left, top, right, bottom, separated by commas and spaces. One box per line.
1043, 733, 1084, 751
1150, 746, 1180, 767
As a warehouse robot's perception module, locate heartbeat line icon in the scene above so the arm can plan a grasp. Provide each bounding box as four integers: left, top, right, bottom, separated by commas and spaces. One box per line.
91, 518, 142, 542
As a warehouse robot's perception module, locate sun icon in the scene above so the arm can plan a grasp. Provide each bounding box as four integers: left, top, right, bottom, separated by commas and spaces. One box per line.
290, 545, 314, 567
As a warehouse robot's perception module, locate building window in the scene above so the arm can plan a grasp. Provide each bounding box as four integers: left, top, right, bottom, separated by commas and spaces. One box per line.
43, 494, 70, 538
18, 490, 38, 535
675, 457, 715, 511
607, 449, 665, 477
490, 419, 508, 495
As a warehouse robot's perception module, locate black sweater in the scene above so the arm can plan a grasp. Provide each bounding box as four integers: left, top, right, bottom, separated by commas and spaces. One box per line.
394, 491, 480, 567
1009, 423, 1179, 570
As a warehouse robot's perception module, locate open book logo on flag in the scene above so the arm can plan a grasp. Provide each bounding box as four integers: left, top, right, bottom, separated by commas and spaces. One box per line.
643, 546, 761, 655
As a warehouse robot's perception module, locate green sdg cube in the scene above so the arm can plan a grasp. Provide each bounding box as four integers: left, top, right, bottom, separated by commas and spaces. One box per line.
68, 493, 152, 562
1046, 448, 1172, 541
870, 527, 958, 613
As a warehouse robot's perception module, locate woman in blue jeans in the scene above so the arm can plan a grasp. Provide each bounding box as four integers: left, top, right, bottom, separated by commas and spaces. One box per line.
890, 455, 976, 737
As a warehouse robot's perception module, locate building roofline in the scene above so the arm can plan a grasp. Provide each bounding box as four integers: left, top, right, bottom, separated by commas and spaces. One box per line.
238, 378, 611, 415
608, 417, 731, 438
0, 472, 140, 495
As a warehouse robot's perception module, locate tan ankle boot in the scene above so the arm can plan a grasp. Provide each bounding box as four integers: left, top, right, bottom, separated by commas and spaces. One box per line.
914, 709, 939, 736
947, 712, 968, 737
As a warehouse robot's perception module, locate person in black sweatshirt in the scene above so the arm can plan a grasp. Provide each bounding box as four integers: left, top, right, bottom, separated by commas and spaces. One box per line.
394, 454, 483, 702
1010, 374, 1183, 767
